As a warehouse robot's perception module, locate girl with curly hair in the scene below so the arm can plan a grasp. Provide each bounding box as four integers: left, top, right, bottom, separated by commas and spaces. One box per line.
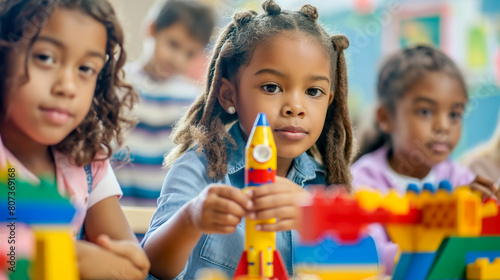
0, 0, 149, 278
142, 0, 353, 278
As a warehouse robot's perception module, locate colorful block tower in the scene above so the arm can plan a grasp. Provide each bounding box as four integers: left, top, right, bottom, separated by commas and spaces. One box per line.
234, 113, 288, 280
0, 168, 78, 280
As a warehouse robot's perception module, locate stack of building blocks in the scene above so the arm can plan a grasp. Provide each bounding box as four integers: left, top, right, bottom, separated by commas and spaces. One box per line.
0, 169, 78, 280
196, 172, 500, 280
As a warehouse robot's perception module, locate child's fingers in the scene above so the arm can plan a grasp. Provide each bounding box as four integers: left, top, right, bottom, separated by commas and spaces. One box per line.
255, 219, 295, 232
251, 193, 297, 211
95, 234, 112, 248
210, 210, 242, 226
209, 196, 247, 217
210, 224, 238, 234
248, 205, 298, 221
472, 176, 498, 193
470, 182, 496, 199
210, 185, 253, 210
108, 257, 147, 280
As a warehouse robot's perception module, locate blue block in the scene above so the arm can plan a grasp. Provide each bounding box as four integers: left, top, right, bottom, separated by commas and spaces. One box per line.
1, 201, 76, 224
466, 251, 500, 264
393, 252, 436, 280
294, 235, 379, 265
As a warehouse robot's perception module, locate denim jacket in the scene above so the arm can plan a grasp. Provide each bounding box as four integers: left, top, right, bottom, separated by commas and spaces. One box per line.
143, 122, 326, 280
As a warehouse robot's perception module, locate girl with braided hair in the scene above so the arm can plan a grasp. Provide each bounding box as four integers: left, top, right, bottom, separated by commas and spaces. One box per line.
142, 0, 353, 279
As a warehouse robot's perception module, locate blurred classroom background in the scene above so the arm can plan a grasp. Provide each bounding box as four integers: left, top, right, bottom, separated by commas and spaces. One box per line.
109, 0, 500, 202
111, 0, 500, 158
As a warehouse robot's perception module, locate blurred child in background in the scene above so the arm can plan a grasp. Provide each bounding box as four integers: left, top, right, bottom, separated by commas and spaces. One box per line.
114, 0, 216, 205
352, 45, 499, 274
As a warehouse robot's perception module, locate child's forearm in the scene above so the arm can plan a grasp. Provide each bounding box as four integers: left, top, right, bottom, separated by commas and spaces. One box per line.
76, 240, 146, 280
144, 202, 203, 279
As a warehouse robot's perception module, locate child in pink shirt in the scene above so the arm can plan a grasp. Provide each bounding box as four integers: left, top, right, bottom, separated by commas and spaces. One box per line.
0, 0, 149, 278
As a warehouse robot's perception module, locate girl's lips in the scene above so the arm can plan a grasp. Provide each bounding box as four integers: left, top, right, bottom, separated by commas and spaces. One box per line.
274, 126, 308, 141
427, 142, 451, 154
40, 107, 72, 125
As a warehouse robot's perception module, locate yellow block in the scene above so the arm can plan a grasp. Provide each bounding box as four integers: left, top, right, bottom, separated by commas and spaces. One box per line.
32, 227, 79, 280
467, 257, 500, 280
296, 265, 379, 280
482, 200, 499, 218
380, 190, 409, 215
355, 189, 382, 212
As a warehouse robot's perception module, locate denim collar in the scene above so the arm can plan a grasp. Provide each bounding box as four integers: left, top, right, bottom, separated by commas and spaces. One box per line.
226, 122, 324, 182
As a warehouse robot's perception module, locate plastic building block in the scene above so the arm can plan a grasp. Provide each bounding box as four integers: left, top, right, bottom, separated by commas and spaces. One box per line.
295, 267, 378, 280
407, 183, 420, 194
467, 257, 500, 280
423, 183, 436, 193
387, 186, 482, 252
0, 170, 78, 280
32, 229, 78, 280
294, 236, 379, 265
466, 252, 500, 264
392, 252, 436, 280
0, 179, 75, 224
438, 180, 453, 192
426, 237, 500, 279
234, 113, 288, 280
482, 200, 500, 235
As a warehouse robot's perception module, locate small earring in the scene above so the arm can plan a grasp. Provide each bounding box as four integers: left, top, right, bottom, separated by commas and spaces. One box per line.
227, 106, 236, 114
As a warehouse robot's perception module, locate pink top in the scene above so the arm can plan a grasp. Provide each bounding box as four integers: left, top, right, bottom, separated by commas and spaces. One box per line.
0, 135, 122, 235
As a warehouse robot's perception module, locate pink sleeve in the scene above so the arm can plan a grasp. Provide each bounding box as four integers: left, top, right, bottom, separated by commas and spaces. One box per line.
87, 159, 122, 208
452, 162, 476, 186
0, 136, 7, 169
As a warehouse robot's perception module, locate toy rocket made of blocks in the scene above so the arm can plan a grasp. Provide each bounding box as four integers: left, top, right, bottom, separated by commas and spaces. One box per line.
234, 113, 288, 280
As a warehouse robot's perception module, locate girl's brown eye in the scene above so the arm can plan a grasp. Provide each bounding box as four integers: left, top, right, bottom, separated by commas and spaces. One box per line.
262, 84, 281, 94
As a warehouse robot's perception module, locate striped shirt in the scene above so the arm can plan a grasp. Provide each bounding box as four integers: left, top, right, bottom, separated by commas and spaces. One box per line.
113, 62, 202, 203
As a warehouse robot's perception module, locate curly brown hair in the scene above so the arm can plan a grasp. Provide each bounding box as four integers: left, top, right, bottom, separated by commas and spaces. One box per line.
165, 0, 353, 187
0, 0, 138, 166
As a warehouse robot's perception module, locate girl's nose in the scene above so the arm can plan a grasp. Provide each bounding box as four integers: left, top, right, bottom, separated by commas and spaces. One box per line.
52, 68, 77, 98
433, 113, 450, 134
281, 92, 306, 118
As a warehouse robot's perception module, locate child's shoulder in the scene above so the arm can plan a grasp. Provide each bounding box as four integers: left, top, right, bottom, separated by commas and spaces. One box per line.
351, 146, 389, 172
434, 158, 475, 186
351, 146, 392, 190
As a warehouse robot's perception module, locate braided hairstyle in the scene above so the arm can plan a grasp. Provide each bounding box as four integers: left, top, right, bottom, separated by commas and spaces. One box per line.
165, 0, 353, 187
355, 45, 467, 161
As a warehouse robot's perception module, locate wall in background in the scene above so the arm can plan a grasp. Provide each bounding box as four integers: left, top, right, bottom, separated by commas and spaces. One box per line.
108, 0, 156, 61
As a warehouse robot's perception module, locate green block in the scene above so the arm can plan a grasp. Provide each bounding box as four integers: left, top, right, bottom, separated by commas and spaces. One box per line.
8, 259, 31, 280
427, 236, 500, 279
